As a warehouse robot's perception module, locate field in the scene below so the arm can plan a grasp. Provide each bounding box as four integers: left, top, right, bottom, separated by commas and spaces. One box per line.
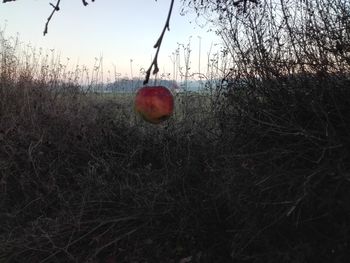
1, 21, 350, 263
1, 71, 350, 262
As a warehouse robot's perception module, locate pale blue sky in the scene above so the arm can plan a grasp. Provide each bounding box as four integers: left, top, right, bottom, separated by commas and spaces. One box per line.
0, 0, 220, 81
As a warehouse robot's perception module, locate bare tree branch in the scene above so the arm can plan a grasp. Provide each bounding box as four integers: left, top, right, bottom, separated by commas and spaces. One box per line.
41, 0, 94, 35
143, 0, 175, 85
82, 0, 94, 6
43, 0, 61, 36
2, 0, 95, 35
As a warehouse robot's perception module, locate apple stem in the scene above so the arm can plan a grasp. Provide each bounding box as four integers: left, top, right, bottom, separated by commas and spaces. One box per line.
143, 0, 175, 85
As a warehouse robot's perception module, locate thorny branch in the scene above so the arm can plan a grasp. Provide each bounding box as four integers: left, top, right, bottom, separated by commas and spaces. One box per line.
143, 0, 175, 85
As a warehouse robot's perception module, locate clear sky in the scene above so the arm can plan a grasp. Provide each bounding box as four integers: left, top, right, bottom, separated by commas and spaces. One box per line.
0, 0, 220, 82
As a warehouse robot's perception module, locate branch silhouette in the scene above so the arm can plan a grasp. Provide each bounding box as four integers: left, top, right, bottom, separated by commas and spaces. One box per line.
143, 0, 175, 85
82, 0, 94, 6
43, 0, 61, 36
44, 0, 94, 35
2, 0, 95, 35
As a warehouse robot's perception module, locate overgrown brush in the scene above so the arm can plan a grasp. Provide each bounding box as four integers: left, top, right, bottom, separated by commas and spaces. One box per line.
1, 1, 350, 261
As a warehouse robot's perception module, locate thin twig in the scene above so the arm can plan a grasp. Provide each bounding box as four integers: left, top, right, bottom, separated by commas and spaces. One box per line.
82, 0, 94, 6
233, 0, 259, 11
43, 0, 94, 35
143, 0, 175, 85
43, 0, 61, 36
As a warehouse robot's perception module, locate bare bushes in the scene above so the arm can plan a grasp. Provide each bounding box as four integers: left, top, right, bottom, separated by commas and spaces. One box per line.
202, 0, 350, 260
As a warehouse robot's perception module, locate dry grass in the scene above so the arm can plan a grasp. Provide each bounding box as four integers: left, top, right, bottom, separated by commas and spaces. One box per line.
1, 1, 350, 261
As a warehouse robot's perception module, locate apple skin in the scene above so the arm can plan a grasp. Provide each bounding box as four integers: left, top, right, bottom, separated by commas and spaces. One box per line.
134, 86, 174, 124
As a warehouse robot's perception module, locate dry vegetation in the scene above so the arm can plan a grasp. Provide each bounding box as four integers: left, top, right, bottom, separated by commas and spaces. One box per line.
1, 0, 350, 262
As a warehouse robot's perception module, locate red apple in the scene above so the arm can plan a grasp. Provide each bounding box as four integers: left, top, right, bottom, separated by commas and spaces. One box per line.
134, 86, 174, 124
